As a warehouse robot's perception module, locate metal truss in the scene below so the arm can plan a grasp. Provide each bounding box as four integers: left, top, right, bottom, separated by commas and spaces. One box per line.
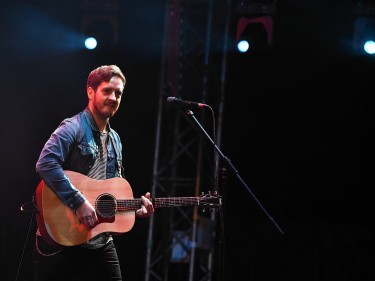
144, 0, 232, 281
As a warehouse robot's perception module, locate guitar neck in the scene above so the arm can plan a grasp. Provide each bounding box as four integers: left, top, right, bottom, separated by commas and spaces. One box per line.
117, 197, 202, 211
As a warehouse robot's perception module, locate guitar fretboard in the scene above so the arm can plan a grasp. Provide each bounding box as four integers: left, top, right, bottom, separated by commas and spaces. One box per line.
116, 197, 201, 211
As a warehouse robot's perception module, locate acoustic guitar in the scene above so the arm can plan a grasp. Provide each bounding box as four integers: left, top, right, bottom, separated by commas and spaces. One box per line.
35, 171, 221, 247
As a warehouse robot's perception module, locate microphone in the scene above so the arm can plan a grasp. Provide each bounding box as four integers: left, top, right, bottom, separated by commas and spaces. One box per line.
166, 97, 207, 109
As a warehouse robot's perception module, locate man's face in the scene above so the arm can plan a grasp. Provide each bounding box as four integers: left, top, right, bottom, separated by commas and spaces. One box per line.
88, 76, 124, 119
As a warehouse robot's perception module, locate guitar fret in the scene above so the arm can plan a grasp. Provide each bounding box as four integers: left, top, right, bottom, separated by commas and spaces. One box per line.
116, 199, 142, 211
155, 197, 199, 208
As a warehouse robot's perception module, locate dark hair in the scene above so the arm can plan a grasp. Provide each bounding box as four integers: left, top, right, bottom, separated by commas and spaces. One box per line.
86, 65, 126, 91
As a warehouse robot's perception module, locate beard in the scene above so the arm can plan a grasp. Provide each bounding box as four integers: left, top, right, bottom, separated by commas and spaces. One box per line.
94, 102, 119, 120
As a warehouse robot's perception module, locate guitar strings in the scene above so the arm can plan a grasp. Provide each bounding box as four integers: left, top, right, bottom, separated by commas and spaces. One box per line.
95, 197, 218, 210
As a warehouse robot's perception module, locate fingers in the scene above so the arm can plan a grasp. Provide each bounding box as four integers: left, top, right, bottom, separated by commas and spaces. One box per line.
136, 193, 154, 217
78, 214, 97, 230
76, 200, 98, 230
78, 216, 96, 230
85, 216, 97, 229
142, 194, 154, 214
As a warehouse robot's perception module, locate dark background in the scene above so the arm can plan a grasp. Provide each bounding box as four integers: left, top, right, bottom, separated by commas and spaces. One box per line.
1, 0, 375, 280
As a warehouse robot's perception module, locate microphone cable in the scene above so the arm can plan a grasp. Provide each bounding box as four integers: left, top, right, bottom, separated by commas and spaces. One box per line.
15, 198, 39, 281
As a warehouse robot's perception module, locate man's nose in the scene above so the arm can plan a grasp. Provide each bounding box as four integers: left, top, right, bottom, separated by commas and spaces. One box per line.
108, 91, 117, 100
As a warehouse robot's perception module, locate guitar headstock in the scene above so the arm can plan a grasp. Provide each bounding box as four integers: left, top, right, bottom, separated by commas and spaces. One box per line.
199, 191, 222, 211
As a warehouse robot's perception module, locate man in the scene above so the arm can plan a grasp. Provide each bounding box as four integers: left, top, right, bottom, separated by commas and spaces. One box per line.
34, 65, 154, 281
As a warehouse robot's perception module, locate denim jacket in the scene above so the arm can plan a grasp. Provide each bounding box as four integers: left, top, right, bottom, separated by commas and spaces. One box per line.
35, 107, 124, 212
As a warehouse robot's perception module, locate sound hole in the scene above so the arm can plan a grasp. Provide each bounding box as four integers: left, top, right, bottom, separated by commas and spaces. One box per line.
96, 193, 117, 218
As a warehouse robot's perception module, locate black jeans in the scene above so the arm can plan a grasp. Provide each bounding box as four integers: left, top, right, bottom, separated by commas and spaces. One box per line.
33, 236, 122, 281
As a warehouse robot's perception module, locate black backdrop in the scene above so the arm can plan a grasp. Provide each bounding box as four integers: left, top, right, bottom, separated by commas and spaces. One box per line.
1, 1, 375, 281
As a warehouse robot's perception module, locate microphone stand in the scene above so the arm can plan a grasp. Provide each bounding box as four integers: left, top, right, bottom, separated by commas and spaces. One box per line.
186, 109, 284, 235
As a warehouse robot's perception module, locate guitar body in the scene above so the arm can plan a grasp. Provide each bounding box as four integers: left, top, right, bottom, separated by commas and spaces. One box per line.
35, 171, 135, 247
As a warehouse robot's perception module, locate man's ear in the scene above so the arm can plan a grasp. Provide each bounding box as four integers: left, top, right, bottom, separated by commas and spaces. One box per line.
87, 87, 94, 100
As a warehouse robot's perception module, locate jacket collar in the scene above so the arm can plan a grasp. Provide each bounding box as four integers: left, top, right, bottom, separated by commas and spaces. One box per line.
83, 107, 111, 133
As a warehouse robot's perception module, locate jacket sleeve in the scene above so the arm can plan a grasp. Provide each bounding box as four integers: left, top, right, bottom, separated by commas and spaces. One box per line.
35, 118, 86, 211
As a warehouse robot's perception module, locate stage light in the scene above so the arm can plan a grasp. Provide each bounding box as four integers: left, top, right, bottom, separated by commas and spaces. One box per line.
81, 0, 119, 50
81, 17, 117, 50
237, 39, 250, 52
353, 2, 375, 55
354, 17, 375, 55
84, 37, 97, 50
235, 15, 273, 53
234, 1, 276, 54
364, 40, 375, 54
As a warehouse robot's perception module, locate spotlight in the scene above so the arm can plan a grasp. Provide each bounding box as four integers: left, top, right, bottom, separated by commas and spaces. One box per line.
237, 40, 250, 53
82, 17, 116, 50
354, 17, 375, 55
236, 15, 273, 53
80, 1, 120, 50
353, 2, 375, 55
84, 37, 97, 50
364, 40, 375, 54
235, 1, 276, 54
